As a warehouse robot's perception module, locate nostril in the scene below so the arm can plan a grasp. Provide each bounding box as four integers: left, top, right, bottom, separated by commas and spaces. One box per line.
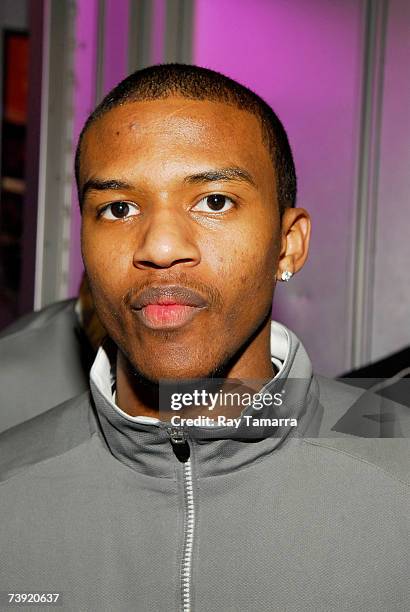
138, 261, 167, 270
135, 258, 197, 270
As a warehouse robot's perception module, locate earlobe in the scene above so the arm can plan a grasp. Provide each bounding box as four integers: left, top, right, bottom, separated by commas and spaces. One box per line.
276, 207, 311, 281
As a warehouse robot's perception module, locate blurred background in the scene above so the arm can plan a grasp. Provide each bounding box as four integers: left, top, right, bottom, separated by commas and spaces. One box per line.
0, 0, 408, 377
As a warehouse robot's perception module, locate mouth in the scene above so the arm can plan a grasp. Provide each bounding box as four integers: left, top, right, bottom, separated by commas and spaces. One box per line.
130, 285, 208, 330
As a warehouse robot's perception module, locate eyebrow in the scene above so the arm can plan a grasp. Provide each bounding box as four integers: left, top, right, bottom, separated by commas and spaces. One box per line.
81, 166, 256, 202
81, 179, 133, 202
183, 166, 256, 187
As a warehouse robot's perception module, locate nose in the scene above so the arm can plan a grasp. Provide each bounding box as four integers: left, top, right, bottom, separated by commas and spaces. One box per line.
133, 206, 201, 270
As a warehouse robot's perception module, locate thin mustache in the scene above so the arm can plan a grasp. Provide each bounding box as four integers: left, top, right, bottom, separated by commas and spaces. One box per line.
130, 285, 207, 309
122, 274, 223, 311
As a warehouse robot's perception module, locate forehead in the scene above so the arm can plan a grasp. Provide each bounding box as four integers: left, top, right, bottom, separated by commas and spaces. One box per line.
80, 97, 274, 186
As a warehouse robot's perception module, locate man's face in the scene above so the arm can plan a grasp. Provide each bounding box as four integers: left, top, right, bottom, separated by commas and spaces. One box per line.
80, 97, 281, 381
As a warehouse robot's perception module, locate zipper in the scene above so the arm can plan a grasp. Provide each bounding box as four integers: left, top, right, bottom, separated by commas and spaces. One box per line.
168, 427, 195, 612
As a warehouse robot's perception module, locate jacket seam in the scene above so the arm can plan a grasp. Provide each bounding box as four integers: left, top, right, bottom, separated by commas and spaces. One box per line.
193, 434, 296, 479
92, 429, 179, 480
302, 438, 410, 491
0, 433, 97, 488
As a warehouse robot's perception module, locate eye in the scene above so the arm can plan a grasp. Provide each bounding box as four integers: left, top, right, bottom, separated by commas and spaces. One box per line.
99, 201, 140, 220
192, 194, 234, 213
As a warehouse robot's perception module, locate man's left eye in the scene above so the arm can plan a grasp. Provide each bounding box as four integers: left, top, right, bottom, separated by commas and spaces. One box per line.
192, 194, 234, 213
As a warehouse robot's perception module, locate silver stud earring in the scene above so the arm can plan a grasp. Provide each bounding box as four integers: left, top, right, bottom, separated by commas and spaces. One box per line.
281, 270, 293, 282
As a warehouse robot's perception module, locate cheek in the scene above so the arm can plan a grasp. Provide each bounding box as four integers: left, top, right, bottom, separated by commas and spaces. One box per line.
82, 226, 132, 303
203, 221, 279, 296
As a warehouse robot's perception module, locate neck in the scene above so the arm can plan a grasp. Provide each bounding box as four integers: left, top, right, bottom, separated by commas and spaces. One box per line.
116, 317, 275, 419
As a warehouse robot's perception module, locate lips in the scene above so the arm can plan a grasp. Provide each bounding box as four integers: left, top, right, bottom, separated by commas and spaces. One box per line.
130, 285, 208, 330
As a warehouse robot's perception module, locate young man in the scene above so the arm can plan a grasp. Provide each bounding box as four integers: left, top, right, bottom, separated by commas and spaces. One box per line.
1, 65, 408, 612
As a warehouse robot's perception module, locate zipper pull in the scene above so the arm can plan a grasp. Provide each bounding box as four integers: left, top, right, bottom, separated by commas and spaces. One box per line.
167, 426, 190, 463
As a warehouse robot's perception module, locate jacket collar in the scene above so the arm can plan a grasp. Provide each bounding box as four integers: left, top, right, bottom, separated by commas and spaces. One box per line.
90, 321, 322, 477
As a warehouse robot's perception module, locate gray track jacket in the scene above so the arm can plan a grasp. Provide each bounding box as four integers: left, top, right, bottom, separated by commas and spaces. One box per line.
0, 322, 409, 612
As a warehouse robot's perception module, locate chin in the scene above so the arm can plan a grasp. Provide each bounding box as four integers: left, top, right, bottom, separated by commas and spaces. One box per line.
140, 364, 214, 383
128, 353, 224, 384
118, 331, 234, 384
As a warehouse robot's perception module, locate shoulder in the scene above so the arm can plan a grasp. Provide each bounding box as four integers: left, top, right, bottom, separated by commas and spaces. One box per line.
0, 391, 97, 483
307, 375, 410, 487
315, 374, 410, 437
315, 374, 364, 407
0, 298, 89, 433
0, 298, 78, 340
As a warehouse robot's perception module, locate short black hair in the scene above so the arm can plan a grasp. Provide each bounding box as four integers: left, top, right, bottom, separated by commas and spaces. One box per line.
75, 63, 297, 213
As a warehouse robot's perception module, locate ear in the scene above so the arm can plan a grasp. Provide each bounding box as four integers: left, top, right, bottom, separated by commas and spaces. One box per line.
276, 207, 311, 281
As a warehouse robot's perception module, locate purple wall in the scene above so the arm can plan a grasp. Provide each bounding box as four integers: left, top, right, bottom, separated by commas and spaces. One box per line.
193, 0, 363, 374
101, 0, 129, 95
68, 0, 99, 297
151, 0, 166, 64
371, 0, 410, 360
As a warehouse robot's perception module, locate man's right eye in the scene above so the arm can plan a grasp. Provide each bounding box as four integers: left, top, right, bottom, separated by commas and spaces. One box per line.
99, 201, 140, 220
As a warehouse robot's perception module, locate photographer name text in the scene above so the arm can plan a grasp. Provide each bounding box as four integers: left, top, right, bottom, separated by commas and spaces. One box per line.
170, 415, 298, 428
